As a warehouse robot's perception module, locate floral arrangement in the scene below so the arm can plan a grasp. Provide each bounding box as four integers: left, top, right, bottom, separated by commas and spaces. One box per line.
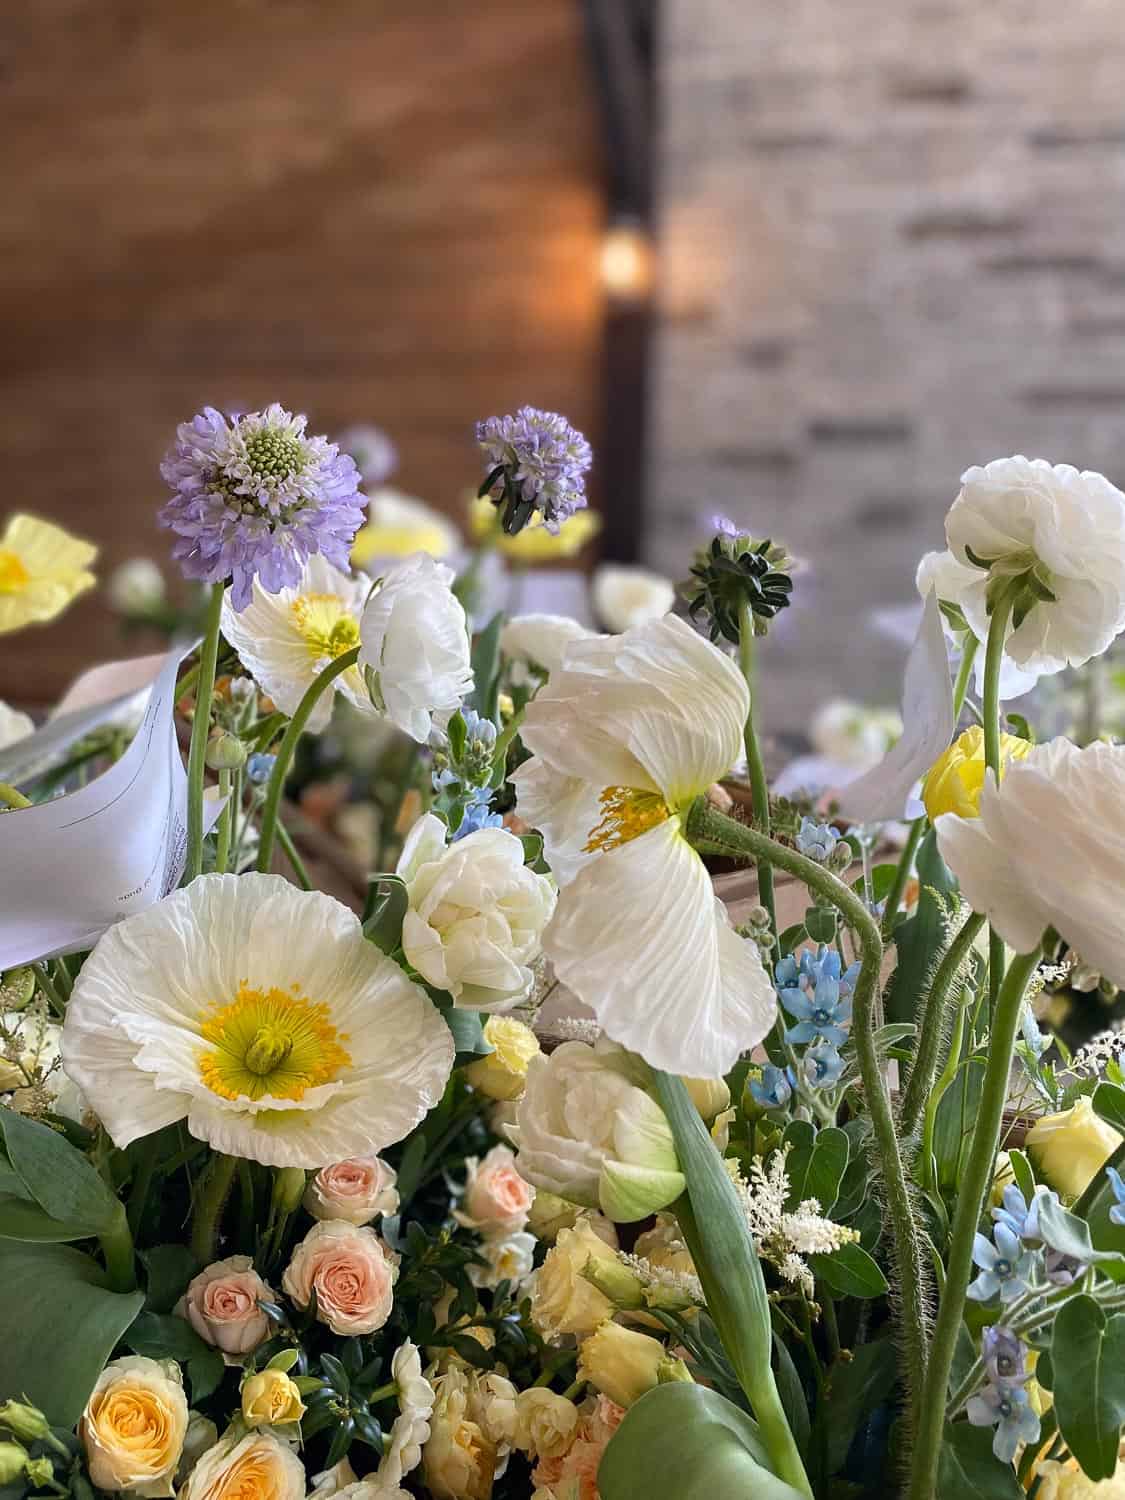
1, 410, 1125, 1500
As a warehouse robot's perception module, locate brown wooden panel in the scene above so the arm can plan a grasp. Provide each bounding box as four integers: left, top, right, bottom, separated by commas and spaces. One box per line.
0, 0, 604, 703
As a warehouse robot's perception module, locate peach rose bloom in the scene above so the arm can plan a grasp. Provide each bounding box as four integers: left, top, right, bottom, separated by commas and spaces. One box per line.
532, 1394, 625, 1500
303, 1156, 399, 1226
176, 1256, 276, 1362
179, 1432, 304, 1500
454, 1145, 534, 1238
80, 1356, 189, 1497
282, 1220, 397, 1335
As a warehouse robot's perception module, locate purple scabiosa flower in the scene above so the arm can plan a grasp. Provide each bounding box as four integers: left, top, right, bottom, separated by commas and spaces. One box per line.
965, 1379, 1040, 1463
160, 404, 364, 610
476, 407, 592, 535
967, 1224, 1039, 1302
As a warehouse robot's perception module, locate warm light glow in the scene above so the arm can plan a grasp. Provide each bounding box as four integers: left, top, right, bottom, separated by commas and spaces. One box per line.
600, 221, 654, 299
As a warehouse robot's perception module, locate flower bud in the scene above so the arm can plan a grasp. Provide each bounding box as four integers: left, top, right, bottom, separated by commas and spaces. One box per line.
581, 1255, 646, 1311
0, 1399, 51, 1443
241, 1369, 306, 1428
921, 725, 1031, 822
0, 1442, 27, 1484
462, 1016, 540, 1102
24, 1456, 54, 1488
1026, 1096, 1122, 1201
681, 1075, 731, 1122
0, 968, 36, 1012
205, 731, 248, 772
246, 753, 277, 786
577, 1321, 685, 1408
272, 1167, 307, 1215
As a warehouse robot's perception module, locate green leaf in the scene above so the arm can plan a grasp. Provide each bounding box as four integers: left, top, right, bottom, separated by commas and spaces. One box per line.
139, 1244, 200, 1314
781, 1121, 817, 1209
431, 994, 491, 1064
823, 1338, 897, 1475
468, 611, 505, 723
805, 906, 837, 944
885, 827, 958, 1029
1092, 1081, 1125, 1136
777, 924, 807, 955
361, 876, 409, 956
447, 709, 467, 762
518, 832, 544, 867
800, 1127, 849, 1216
597, 1383, 807, 1500
1037, 1195, 1125, 1270
0, 1110, 121, 1237
1006, 1148, 1036, 1204
937, 1423, 1023, 1498
0, 1240, 144, 1425
772, 1335, 811, 1459
126, 1312, 225, 1404
1051, 1294, 1125, 1481
393, 1133, 429, 1206
808, 1242, 889, 1299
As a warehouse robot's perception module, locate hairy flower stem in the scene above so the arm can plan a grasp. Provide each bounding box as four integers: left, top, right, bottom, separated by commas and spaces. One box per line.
900, 911, 986, 1135
98, 1203, 137, 1294
982, 594, 1014, 1013
256, 647, 360, 873
184, 582, 226, 883
653, 1070, 812, 1499
190, 1152, 238, 1264
907, 942, 1043, 1500
685, 798, 929, 1437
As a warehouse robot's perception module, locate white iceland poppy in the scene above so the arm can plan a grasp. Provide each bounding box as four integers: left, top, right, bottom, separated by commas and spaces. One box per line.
511, 613, 775, 1078
945, 456, 1125, 675
935, 738, 1125, 986
60, 874, 454, 1168
220, 554, 375, 732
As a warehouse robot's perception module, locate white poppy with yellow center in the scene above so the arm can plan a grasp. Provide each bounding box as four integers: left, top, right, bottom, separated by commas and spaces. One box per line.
510, 613, 775, 1078
0, 513, 97, 634
220, 554, 375, 732
60, 874, 454, 1168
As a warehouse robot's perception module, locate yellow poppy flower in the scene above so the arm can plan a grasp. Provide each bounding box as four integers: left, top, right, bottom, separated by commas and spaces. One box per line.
0, 514, 97, 634
468, 496, 601, 561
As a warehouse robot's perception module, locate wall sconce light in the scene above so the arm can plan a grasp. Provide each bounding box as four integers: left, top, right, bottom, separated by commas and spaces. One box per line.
600, 216, 654, 301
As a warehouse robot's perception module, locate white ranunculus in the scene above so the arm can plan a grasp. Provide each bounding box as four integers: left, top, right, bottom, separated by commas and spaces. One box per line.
509, 1038, 685, 1221
0, 701, 34, 751
936, 739, 1125, 985
359, 554, 473, 741
499, 613, 597, 679
915, 549, 1040, 700
511, 615, 775, 1076
592, 565, 676, 634
945, 456, 1125, 675
396, 813, 556, 1010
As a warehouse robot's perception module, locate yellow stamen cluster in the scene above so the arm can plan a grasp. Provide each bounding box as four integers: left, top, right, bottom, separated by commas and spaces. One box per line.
584, 786, 670, 853
198, 984, 351, 1103
290, 593, 361, 662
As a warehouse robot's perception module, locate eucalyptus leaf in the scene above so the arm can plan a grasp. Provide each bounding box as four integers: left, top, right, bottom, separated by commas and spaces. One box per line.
0, 1109, 121, 1237
808, 1242, 889, 1299
1051, 1294, 1125, 1481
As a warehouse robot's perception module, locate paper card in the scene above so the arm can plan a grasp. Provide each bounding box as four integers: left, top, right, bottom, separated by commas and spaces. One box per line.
0, 646, 222, 967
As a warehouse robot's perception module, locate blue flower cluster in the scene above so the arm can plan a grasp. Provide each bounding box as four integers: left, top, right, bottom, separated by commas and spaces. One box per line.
431, 707, 503, 841
972, 1182, 1087, 1295
774, 946, 860, 1090
965, 1325, 1039, 1462
795, 817, 842, 864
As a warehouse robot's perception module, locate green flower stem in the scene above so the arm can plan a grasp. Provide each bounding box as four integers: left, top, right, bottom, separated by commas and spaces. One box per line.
98, 1203, 137, 1293
918, 983, 970, 1197
685, 798, 929, 1437
981, 594, 1015, 1012
126, 1133, 161, 1236
907, 941, 1043, 1500
275, 820, 313, 891
0, 783, 32, 810
653, 1070, 812, 1499
184, 583, 226, 883
256, 647, 360, 873
214, 770, 234, 875
190, 1152, 239, 1265
489, 705, 527, 785
30, 963, 67, 1019
899, 911, 986, 1135
736, 601, 777, 956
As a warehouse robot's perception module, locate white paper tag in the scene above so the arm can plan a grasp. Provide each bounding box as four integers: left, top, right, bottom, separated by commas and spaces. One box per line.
0, 646, 222, 967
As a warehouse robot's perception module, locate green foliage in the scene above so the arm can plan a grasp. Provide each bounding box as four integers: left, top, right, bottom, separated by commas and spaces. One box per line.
937, 1423, 1023, 1497
885, 828, 959, 1030
0, 1111, 122, 1243
821, 1339, 897, 1476
807, 1242, 889, 1299
125, 1312, 224, 1403
1051, 1294, 1125, 1481
467, 611, 504, 723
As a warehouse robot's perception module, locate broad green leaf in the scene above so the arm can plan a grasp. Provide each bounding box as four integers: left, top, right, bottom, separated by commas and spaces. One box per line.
1092, 1081, 1125, 1136
1051, 1294, 1125, 1480
1006, 1148, 1035, 1204
598, 1383, 806, 1500
392, 1133, 429, 1206
468, 610, 504, 724
361, 876, 409, 956
0, 1110, 121, 1236
781, 1121, 817, 1209
805, 906, 837, 944
937, 1422, 1023, 1498
1038, 1195, 1125, 1270
823, 1338, 897, 1475
885, 827, 958, 1029
126, 1311, 224, 1403
808, 1242, 889, 1299
140, 1244, 200, 1314
772, 1335, 811, 1459
800, 1127, 849, 1216
431, 995, 491, 1064
0, 1194, 104, 1241
0, 1240, 144, 1425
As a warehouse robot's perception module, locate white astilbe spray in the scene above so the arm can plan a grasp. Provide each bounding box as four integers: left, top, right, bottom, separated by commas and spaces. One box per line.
736, 1146, 858, 1302
1072, 1024, 1125, 1080
618, 1252, 704, 1308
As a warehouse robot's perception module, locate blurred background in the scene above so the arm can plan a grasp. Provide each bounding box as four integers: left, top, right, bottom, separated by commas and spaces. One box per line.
4, 0, 1125, 727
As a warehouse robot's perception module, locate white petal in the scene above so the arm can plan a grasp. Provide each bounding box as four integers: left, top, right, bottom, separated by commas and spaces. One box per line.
499, 614, 598, 677
544, 819, 775, 1077
509, 757, 602, 885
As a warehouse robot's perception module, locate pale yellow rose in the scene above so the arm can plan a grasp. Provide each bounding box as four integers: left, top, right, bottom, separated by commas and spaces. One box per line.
176, 1256, 276, 1362
80, 1356, 188, 1496
240, 1369, 306, 1428
576, 1321, 688, 1409
179, 1432, 304, 1500
1035, 1457, 1125, 1499
1026, 1096, 1122, 1200
531, 1220, 617, 1341
303, 1157, 399, 1226
421, 1373, 496, 1500
282, 1220, 398, 1336
513, 1389, 580, 1461
526, 1197, 619, 1248
463, 1017, 541, 1102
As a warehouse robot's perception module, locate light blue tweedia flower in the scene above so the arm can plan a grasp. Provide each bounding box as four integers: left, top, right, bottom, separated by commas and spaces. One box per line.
476, 407, 592, 532
981, 1326, 1029, 1389
992, 1182, 1059, 1246
967, 1224, 1039, 1303
795, 817, 841, 863
459, 709, 498, 785
160, 404, 364, 611
803, 1041, 845, 1089
451, 788, 504, 842
245, 753, 276, 786
1108, 1166, 1125, 1227
749, 1064, 793, 1110
1020, 1005, 1050, 1057
775, 946, 858, 1048
965, 1380, 1040, 1464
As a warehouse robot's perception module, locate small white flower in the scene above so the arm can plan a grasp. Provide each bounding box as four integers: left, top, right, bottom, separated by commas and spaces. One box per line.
945, 455, 1125, 675
592, 565, 676, 634
467, 1229, 537, 1291
359, 553, 473, 741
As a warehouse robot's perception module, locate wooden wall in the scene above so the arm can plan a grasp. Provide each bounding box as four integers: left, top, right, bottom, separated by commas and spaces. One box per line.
0, 0, 603, 703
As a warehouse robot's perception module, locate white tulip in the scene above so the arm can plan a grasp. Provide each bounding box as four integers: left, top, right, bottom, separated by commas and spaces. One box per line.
936, 738, 1125, 985
396, 813, 556, 1010
945, 456, 1125, 675
592, 565, 676, 634
359, 553, 474, 741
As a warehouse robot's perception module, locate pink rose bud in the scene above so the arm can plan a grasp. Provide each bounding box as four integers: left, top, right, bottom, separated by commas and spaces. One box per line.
454, 1144, 535, 1239
303, 1157, 399, 1227
282, 1221, 398, 1336
175, 1257, 276, 1362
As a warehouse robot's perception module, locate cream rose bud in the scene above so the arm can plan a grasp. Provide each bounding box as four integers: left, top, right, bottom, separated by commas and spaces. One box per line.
526, 1194, 620, 1248
304, 1157, 399, 1226
454, 1145, 535, 1237
1026, 1096, 1122, 1201
396, 813, 557, 1011
179, 1432, 304, 1500
240, 1369, 306, 1428
510, 1038, 685, 1222
513, 1389, 580, 1461
80, 1356, 189, 1497
282, 1221, 398, 1336
175, 1257, 275, 1362
531, 1219, 618, 1341
577, 1321, 690, 1409
422, 1375, 496, 1500
358, 553, 474, 742
463, 1015, 541, 1101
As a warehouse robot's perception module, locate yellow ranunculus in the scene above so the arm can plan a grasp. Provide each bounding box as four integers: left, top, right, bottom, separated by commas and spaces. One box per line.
922, 724, 1032, 821
0, 513, 97, 634
463, 1016, 541, 1102
1026, 1096, 1122, 1201
240, 1369, 306, 1428
468, 495, 600, 560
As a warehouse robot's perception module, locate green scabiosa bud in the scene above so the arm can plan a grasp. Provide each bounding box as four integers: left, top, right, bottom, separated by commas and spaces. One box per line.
683, 519, 793, 645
